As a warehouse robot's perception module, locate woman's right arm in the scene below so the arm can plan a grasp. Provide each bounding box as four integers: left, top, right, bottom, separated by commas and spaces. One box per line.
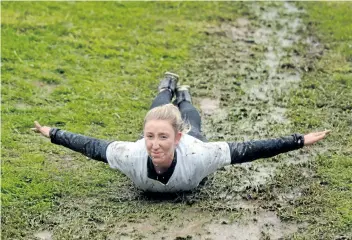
227, 134, 304, 164
32, 121, 111, 163
227, 130, 330, 164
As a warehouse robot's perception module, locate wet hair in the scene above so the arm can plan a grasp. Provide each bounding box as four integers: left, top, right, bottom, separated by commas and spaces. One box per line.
144, 103, 190, 134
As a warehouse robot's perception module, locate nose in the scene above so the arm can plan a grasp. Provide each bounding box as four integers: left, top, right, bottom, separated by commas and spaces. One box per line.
151, 139, 160, 150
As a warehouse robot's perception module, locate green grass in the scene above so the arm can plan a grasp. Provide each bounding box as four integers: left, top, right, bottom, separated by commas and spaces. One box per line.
2, 1, 351, 239
284, 2, 352, 238
1, 2, 247, 239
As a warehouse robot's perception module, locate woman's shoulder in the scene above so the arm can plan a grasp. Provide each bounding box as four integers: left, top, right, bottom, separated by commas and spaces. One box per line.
177, 134, 231, 167
179, 134, 229, 151
107, 139, 146, 153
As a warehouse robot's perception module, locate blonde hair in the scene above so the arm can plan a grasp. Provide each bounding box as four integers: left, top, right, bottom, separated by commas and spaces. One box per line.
144, 104, 190, 133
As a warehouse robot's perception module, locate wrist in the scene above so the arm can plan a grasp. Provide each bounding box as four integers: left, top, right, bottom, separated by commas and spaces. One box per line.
49, 128, 60, 138
296, 134, 305, 147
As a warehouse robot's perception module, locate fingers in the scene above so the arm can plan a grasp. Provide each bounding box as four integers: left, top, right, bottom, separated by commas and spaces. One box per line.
319, 130, 331, 138
304, 130, 331, 146
34, 121, 41, 129
314, 130, 331, 142
316, 134, 326, 141
312, 132, 322, 137
32, 121, 42, 132
313, 130, 331, 137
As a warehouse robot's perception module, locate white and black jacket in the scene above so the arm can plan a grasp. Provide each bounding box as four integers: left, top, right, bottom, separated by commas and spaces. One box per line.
49, 128, 304, 192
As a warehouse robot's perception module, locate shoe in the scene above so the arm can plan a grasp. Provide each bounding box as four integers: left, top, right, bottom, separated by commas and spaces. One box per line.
158, 72, 179, 97
175, 85, 192, 105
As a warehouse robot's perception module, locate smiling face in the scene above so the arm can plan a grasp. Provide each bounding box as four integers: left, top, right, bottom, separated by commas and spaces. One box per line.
144, 119, 182, 168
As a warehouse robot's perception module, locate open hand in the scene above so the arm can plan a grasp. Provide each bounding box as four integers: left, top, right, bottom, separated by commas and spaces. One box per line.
31, 121, 51, 138
304, 130, 331, 146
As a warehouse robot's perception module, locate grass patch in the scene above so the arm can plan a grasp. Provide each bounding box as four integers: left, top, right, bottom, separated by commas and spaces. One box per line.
1, 1, 248, 239
284, 2, 352, 238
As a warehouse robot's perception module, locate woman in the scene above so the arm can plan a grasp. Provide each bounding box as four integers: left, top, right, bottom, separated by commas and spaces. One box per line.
33, 72, 330, 192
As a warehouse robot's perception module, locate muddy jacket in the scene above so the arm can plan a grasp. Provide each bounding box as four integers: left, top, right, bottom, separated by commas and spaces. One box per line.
49, 128, 304, 192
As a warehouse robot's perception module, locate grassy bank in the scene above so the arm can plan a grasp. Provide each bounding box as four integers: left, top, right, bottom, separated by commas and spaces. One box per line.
1, 2, 247, 239
284, 2, 352, 238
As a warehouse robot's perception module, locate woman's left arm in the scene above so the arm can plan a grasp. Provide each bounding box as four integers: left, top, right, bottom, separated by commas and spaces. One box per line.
227, 130, 330, 164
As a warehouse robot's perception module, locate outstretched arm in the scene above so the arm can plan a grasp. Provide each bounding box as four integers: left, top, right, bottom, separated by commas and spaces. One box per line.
228, 130, 330, 164
32, 121, 110, 163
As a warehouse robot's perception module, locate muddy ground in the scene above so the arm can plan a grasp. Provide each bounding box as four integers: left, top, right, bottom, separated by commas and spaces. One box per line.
33, 2, 328, 240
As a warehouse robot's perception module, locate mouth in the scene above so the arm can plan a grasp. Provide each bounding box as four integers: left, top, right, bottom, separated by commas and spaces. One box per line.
151, 152, 162, 158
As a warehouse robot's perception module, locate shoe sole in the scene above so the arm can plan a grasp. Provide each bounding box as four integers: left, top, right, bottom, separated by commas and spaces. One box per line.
165, 72, 180, 79
177, 85, 190, 92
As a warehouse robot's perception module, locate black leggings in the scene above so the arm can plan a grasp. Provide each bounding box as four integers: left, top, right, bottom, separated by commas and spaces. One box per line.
150, 90, 207, 142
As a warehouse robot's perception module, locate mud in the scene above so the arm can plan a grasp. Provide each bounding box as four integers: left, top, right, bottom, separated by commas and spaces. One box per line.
198, 98, 220, 116
184, 2, 311, 239
104, 208, 296, 240
112, 2, 317, 239
33, 80, 57, 95
105, 209, 302, 240
192, 2, 308, 190
34, 230, 52, 240
15, 102, 32, 110
206, 211, 300, 240
107, 2, 316, 239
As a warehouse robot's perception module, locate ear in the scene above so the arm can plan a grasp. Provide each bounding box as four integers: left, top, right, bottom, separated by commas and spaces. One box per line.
175, 132, 182, 145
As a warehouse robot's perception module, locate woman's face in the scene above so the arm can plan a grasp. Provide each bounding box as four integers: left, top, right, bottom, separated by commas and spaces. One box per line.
144, 119, 182, 167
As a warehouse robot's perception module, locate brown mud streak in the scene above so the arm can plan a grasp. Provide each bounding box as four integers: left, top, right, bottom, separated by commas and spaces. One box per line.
194, 2, 307, 190
180, 2, 313, 239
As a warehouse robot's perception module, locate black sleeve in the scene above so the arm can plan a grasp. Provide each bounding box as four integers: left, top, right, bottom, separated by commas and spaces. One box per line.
49, 128, 111, 163
227, 133, 305, 164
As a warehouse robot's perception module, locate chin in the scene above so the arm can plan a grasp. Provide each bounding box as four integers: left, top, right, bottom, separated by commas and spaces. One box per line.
152, 157, 169, 166
151, 157, 163, 163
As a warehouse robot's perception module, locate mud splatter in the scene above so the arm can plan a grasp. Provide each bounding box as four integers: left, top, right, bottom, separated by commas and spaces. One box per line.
33, 80, 57, 95
34, 230, 52, 240
198, 98, 220, 116
14, 102, 32, 111
106, 209, 300, 240
206, 211, 300, 240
